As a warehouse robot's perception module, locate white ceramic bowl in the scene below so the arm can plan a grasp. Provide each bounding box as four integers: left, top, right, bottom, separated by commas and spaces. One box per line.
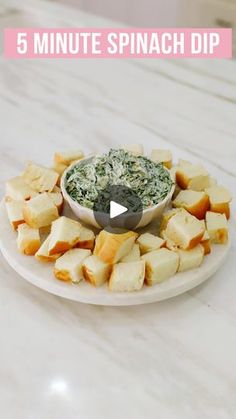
61, 156, 175, 229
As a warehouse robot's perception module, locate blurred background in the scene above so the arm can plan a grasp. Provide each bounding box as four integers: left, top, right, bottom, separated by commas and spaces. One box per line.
57, 0, 236, 54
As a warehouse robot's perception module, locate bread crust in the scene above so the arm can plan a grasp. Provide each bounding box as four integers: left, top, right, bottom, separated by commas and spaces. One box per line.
21, 240, 41, 256
76, 239, 95, 251
54, 268, 72, 282
201, 239, 211, 255
49, 238, 80, 255
12, 219, 25, 231
176, 171, 189, 189
210, 202, 230, 219
187, 231, 205, 250
173, 194, 210, 220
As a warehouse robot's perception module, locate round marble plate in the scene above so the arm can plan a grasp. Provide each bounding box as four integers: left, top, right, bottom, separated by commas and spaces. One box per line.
0, 200, 231, 306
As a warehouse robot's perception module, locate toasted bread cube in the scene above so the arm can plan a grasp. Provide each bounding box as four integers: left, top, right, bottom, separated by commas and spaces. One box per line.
121, 243, 140, 262
173, 190, 210, 220
47, 187, 64, 214
122, 144, 143, 156
151, 149, 172, 169
137, 233, 165, 255
109, 261, 145, 292
35, 235, 61, 262
205, 186, 232, 219
6, 176, 37, 201
5, 199, 25, 230
165, 211, 205, 250
75, 226, 95, 250
177, 244, 204, 272
54, 248, 91, 283
82, 255, 111, 287
23, 193, 59, 229
54, 150, 84, 166
22, 162, 59, 193
94, 229, 138, 264
48, 216, 82, 255
17, 223, 41, 255
205, 212, 228, 244
176, 164, 210, 191
142, 248, 179, 285
53, 161, 67, 175
160, 208, 186, 233
161, 231, 179, 251
199, 220, 211, 255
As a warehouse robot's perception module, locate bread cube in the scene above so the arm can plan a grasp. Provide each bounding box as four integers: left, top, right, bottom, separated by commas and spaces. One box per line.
205, 185, 232, 219
205, 211, 228, 244
48, 216, 82, 255
54, 150, 84, 166
35, 235, 61, 262
109, 261, 145, 292
22, 162, 58, 193
173, 190, 210, 220
82, 255, 111, 287
5, 199, 25, 230
122, 144, 144, 156
176, 164, 210, 191
160, 208, 183, 233
199, 220, 211, 255
165, 211, 205, 250
23, 193, 59, 229
17, 223, 41, 256
161, 231, 178, 251
75, 226, 95, 250
47, 187, 64, 214
142, 248, 179, 285
54, 248, 91, 283
6, 176, 37, 201
121, 243, 140, 262
94, 229, 138, 264
151, 149, 172, 169
137, 233, 165, 254
177, 244, 204, 272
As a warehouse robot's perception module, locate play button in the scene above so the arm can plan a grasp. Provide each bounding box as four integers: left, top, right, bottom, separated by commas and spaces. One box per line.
110, 201, 128, 219
93, 185, 143, 231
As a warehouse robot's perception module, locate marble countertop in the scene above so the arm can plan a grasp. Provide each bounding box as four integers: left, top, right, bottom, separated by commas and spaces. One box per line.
1, 1, 236, 418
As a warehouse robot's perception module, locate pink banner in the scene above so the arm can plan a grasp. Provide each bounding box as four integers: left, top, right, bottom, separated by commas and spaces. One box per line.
4, 28, 232, 59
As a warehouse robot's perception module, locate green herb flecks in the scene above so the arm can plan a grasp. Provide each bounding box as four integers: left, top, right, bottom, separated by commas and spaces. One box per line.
65, 149, 173, 211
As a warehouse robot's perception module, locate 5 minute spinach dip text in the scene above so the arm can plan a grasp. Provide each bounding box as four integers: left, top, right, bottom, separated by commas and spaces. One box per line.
65, 149, 173, 211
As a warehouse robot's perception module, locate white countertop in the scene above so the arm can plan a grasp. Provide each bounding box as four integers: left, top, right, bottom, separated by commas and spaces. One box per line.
1, 1, 236, 418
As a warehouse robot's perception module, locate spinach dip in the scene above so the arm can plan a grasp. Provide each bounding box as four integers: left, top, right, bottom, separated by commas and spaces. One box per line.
65, 149, 173, 211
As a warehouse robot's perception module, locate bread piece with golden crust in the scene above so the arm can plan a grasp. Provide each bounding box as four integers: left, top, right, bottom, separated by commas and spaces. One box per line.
121, 243, 140, 262
82, 255, 111, 287
5, 199, 25, 230
150, 149, 172, 169
23, 193, 59, 229
48, 216, 82, 255
177, 244, 204, 272
94, 229, 138, 264
109, 261, 145, 292
164, 211, 205, 250
142, 248, 179, 285
137, 233, 165, 255
35, 235, 61, 262
173, 190, 210, 220
54, 248, 91, 283
22, 162, 59, 193
176, 164, 210, 191
17, 223, 41, 256
54, 150, 84, 166
75, 226, 95, 250
6, 176, 37, 201
205, 186, 232, 219
205, 211, 228, 244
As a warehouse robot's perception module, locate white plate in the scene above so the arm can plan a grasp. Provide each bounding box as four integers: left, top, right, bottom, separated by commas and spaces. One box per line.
0, 200, 230, 306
